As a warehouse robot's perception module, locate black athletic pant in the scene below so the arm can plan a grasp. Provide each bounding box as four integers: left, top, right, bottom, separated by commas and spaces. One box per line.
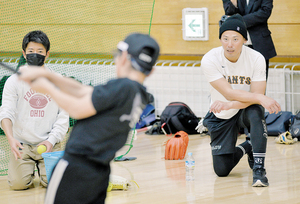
210, 105, 267, 177
45, 153, 110, 204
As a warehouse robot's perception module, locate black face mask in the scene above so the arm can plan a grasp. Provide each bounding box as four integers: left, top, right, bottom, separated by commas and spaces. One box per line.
26, 53, 46, 66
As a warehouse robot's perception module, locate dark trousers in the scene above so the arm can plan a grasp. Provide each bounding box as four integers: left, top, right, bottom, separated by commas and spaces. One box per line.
46, 153, 110, 204
204, 105, 267, 176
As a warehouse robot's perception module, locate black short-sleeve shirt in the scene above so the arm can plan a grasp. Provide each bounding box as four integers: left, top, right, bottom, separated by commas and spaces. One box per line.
64, 78, 148, 164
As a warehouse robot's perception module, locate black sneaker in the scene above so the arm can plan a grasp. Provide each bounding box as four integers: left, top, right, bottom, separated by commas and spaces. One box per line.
252, 168, 269, 187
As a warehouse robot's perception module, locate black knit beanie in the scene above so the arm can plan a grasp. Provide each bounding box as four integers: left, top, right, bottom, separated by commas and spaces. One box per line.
219, 14, 248, 40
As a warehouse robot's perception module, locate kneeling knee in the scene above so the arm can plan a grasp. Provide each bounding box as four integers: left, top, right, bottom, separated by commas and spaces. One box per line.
8, 175, 34, 190
246, 105, 264, 119
214, 167, 230, 177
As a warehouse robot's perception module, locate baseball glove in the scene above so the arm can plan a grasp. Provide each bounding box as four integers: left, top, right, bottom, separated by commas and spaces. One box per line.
165, 131, 189, 160
275, 131, 298, 145
178, 131, 189, 156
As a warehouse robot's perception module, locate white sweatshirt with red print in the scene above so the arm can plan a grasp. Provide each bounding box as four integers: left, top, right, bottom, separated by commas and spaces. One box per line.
0, 73, 69, 146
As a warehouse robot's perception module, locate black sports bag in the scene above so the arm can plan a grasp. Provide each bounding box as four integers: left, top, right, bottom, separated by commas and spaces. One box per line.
160, 102, 199, 135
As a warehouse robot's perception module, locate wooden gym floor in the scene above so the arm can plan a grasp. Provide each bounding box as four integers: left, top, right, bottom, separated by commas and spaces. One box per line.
1, 132, 300, 204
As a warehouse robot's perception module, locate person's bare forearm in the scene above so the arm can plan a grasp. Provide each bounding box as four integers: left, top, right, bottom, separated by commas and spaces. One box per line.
230, 100, 255, 110
225, 90, 280, 113
1, 118, 23, 159
19, 67, 96, 118
44, 71, 88, 98
225, 88, 263, 104
210, 79, 265, 104
41, 80, 95, 119
1, 118, 13, 141
210, 79, 280, 113
210, 100, 253, 114
20, 67, 88, 98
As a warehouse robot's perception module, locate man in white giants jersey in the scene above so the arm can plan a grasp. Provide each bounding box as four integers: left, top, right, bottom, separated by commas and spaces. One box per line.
201, 14, 281, 187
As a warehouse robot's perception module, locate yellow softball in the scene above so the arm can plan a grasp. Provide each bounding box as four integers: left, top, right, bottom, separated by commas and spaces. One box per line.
37, 145, 47, 154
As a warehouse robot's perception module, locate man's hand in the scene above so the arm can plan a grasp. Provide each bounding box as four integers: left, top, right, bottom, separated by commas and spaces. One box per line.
210, 100, 232, 113
29, 77, 55, 94
18, 65, 48, 84
37, 140, 54, 153
8, 137, 24, 160
258, 95, 281, 114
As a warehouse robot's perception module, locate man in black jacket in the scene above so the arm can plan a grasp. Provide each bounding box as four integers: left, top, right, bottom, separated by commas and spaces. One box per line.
222, 0, 276, 80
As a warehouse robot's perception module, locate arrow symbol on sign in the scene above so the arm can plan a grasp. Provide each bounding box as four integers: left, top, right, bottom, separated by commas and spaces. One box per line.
188, 19, 200, 32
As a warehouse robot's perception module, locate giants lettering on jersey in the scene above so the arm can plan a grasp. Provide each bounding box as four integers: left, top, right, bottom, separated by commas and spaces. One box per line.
224, 75, 251, 85
23, 89, 51, 118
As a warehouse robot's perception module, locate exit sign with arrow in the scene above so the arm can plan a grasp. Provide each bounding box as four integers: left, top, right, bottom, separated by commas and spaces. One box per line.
182, 8, 209, 41
188, 19, 200, 32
